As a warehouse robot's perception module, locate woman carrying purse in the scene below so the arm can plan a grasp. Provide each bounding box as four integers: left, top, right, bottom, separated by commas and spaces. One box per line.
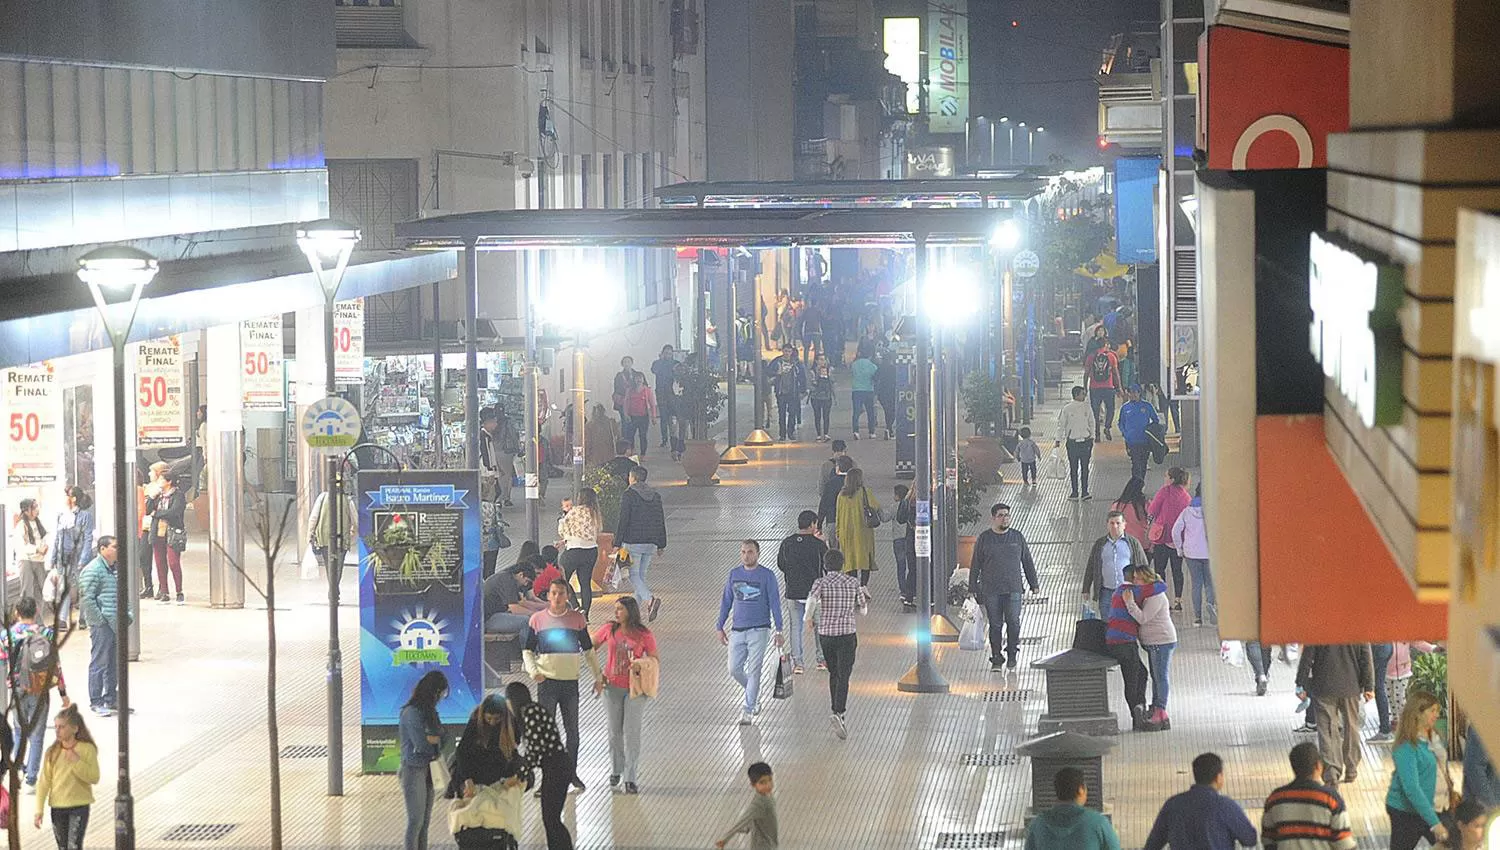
147, 474, 187, 605
833, 467, 879, 590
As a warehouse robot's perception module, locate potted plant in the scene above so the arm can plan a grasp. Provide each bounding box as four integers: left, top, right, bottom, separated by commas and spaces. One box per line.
960, 372, 1008, 485
1410, 649, 1449, 737
582, 467, 626, 587
675, 359, 728, 485
955, 455, 990, 574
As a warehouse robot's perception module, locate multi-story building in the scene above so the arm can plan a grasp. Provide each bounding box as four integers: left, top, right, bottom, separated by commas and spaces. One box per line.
793, 0, 908, 180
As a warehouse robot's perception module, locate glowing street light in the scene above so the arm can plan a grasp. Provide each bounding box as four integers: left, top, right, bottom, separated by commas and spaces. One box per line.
545, 261, 621, 502
991, 219, 1024, 252
925, 266, 982, 325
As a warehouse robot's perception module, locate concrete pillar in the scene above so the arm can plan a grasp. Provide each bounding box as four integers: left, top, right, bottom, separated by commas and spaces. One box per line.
295, 305, 330, 562
205, 323, 245, 608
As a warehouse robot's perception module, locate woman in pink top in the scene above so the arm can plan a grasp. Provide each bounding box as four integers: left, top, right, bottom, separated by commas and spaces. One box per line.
592, 597, 658, 795
1112, 477, 1151, 550
1148, 467, 1192, 609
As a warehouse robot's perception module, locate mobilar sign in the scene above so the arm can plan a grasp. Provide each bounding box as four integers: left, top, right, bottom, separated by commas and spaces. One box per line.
926, 0, 968, 134
1308, 231, 1405, 428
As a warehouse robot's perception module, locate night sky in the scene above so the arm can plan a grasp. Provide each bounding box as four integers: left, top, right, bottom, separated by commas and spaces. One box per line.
964, 0, 1158, 168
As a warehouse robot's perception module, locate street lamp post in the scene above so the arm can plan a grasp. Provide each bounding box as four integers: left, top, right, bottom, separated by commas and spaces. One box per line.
721, 249, 749, 465
1017, 122, 1027, 166
541, 261, 621, 499
1030, 126, 1044, 165
78, 244, 158, 850
296, 219, 361, 797
989, 119, 997, 168
1001, 117, 1013, 165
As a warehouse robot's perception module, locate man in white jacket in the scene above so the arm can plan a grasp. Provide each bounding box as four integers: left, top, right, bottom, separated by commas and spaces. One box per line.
1170, 484, 1215, 627
1053, 386, 1098, 501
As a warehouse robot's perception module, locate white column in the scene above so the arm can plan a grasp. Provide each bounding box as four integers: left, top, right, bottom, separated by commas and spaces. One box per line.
205, 323, 246, 607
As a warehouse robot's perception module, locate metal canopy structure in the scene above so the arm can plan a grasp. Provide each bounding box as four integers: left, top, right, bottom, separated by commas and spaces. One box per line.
394, 207, 1011, 250
653, 177, 1050, 208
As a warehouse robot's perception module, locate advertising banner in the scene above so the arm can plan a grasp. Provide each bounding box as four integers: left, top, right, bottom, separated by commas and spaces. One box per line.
358, 469, 483, 773
1115, 156, 1161, 265
135, 336, 186, 447
5, 363, 60, 485
334, 297, 365, 386
240, 317, 285, 410
926, 1, 969, 134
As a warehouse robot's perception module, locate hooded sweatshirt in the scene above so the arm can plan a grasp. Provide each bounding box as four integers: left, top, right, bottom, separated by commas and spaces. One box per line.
616, 483, 667, 548
1147, 484, 1191, 548
1024, 802, 1121, 850
1171, 497, 1209, 559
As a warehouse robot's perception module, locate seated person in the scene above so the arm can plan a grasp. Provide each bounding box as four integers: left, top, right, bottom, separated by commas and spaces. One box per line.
533, 546, 564, 598
483, 559, 546, 640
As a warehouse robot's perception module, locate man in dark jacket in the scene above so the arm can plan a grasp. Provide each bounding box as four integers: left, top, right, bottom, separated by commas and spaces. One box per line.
968, 502, 1039, 671
616, 466, 667, 621
775, 510, 828, 673
604, 440, 640, 484
1295, 644, 1375, 783
1080, 511, 1150, 617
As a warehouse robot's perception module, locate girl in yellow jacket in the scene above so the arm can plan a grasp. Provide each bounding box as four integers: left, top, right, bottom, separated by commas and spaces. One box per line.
34, 705, 100, 850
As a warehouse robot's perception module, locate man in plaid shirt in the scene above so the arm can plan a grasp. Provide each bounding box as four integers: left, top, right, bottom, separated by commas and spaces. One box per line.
808, 550, 866, 740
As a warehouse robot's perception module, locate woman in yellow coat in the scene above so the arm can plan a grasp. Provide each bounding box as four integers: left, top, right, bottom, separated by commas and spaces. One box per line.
834, 466, 879, 586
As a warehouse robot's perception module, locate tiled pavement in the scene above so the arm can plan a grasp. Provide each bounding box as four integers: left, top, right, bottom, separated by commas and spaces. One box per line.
35, 371, 1409, 848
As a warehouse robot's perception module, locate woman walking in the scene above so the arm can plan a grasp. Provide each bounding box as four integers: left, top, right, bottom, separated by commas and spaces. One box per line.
592, 597, 658, 794
146, 473, 187, 604
33, 705, 99, 850
13, 499, 48, 608
808, 550, 864, 740
399, 671, 449, 850
833, 467, 879, 588
808, 355, 835, 442
1112, 478, 1151, 549
1123, 565, 1177, 731
557, 489, 602, 619
506, 681, 574, 850
50, 487, 95, 629
448, 694, 528, 850
1171, 485, 1216, 627
1385, 690, 1449, 849
1147, 468, 1191, 609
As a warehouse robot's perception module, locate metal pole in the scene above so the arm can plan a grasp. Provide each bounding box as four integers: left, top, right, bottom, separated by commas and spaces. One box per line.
989, 122, 996, 168
464, 241, 481, 469
944, 334, 960, 580
524, 255, 541, 545
572, 333, 586, 502
432, 282, 444, 465
726, 254, 737, 441
323, 291, 344, 797
899, 233, 949, 694
964, 121, 971, 169
112, 337, 135, 849
931, 325, 946, 584
1008, 127, 1014, 165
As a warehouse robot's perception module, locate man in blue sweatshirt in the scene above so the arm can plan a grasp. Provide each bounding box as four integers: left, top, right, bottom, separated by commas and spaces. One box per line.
1143, 752, 1258, 850
716, 540, 785, 726
1117, 384, 1161, 484
1024, 767, 1120, 850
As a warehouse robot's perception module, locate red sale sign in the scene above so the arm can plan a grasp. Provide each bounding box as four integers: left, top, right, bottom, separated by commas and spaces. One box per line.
240, 316, 285, 410
5, 362, 60, 485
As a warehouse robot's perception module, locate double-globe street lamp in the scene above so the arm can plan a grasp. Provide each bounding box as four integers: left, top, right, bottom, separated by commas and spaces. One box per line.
78, 245, 159, 850
295, 219, 362, 796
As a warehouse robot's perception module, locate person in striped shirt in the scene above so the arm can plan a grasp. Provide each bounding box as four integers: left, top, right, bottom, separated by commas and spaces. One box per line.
1261, 742, 1356, 849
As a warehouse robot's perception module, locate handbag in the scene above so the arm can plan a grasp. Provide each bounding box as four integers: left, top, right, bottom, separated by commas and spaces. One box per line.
1148, 518, 1167, 546
167, 526, 188, 553
862, 490, 882, 529
773, 654, 794, 699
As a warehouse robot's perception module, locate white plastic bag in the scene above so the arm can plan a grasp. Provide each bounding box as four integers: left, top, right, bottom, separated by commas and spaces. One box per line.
958, 600, 988, 651
1046, 447, 1068, 480
1221, 640, 1246, 668
300, 545, 321, 580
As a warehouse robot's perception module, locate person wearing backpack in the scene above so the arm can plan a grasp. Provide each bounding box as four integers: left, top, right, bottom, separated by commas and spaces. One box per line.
9, 595, 70, 794
78, 537, 127, 718
1087, 343, 1121, 442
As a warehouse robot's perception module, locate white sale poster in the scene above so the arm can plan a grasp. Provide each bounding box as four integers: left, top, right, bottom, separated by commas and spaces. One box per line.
5, 363, 61, 485
136, 336, 186, 447
334, 297, 365, 386
240, 317, 285, 410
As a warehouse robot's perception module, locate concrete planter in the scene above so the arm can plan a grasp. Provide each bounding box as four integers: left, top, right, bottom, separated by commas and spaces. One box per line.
680, 439, 721, 486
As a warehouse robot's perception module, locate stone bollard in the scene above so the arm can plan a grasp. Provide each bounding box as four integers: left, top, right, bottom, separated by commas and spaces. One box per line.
1016, 730, 1116, 824
1030, 647, 1120, 735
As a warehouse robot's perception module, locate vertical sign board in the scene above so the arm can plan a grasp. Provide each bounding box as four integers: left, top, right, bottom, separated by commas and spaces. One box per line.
334, 297, 365, 386
136, 336, 186, 447
1115, 156, 1160, 264
359, 469, 483, 773
926, 0, 968, 134
5, 363, 60, 485
240, 317, 286, 410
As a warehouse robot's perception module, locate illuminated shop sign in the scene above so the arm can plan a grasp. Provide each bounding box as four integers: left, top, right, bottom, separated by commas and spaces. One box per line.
926, 0, 968, 134
1308, 231, 1405, 428
883, 17, 921, 115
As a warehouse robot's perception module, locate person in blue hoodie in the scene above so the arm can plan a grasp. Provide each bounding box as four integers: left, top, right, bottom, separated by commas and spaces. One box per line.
1117, 384, 1161, 484
1024, 767, 1120, 850
716, 540, 785, 726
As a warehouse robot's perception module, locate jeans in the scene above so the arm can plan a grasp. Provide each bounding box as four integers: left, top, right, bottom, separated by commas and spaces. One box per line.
1107, 641, 1148, 711
88, 621, 118, 709
727, 627, 772, 713
1186, 558, 1217, 621
852, 390, 877, 433
658, 404, 671, 446
1065, 439, 1093, 496
561, 546, 598, 616
14, 692, 48, 785
538, 752, 574, 850
1247, 641, 1274, 682
1127, 441, 1150, 483
787, 599, 823, 667
982, 592, 1023, 664
1371, 642, 1394, 734
818, 632, 857, 715
777, 395, 798, 439
399, 763, 434, 850
1089, 388, 1116, 436
1143, 642, 1176, 710
50, 806, 89, 850
537, 678, 581, 780
603, 684, 645, 783
624, 543, 656, 603
893, 539, 914, 600
623, 415, 650, 454
878, 396, 896, 432
811, 398, 832, 437
1387, 805, 1437, 850
484, 612, 531, 644
1313, 695, 1363, 782
153, 538, 183, 596
1020, 462, 1037, 485
1152, 546, 1185, 600
1097, 586, 1116, 622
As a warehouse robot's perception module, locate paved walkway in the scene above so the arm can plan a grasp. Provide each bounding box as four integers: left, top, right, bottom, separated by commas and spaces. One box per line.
31, 370, 1406, 848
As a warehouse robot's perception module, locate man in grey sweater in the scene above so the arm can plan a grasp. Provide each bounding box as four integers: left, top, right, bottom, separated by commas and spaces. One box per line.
1295, 644, 1375, 783
968, 502, 1040, 672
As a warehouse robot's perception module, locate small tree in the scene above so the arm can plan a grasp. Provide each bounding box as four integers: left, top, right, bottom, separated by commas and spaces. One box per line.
4, 571, 75, 849
210, 489, 297, 850
960, 372, 1007, 437
674, 359, 727, 442
582, 467, 625, 534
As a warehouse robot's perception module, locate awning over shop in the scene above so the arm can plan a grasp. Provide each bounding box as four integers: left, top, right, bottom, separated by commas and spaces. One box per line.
653, 177, 1049, 208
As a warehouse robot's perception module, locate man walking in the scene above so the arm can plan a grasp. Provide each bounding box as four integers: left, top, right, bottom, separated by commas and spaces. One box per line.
650, 344, 678, 449
1295, 644, 1375, 783
1081, 511, 1149, 618
770, 345, 805, 442
775, 511, 827, 674
78, 535, 125, 717
1117, 384, 1161, 484
968, 502, 1039, 672
1023, 767, 1121, 850
524, 578, 604, 791
479, 405, 520, 509
1261, 742, 1356, 849
716, 540, 785, 725
616, 466, 667, 621
1054, 386, 1098, 500
1143, 752, 1258, 850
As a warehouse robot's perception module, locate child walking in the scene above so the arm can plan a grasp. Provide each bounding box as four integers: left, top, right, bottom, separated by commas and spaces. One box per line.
34, 705, 100, 850
715, 762, 779, 850
1015, 427, 1041, 486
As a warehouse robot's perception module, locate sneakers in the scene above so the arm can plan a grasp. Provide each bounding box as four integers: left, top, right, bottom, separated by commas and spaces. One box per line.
1130, 704, 1149, 732
139, 587, 155, 600
738, 711, 754, 726
1068, 492, 1080, 501
623, 782, 639, 795
91, 705, 115, 717
1255, 675, 1268, 697
1006, 655, 1018, 671
830, 713, 847, 740
155, 592, 170, 603
1105, 429, 1113, 441
647, 597, 662, 622
176, 592, 186, 605
609, 775, 622, 791
851, 432, 861, 440
23, 783, 35, 796
1367, 732, 1395, 744
867, 433, 876, 440
816, 661, 827, 672
989, 661, 1004, 673
1145, 707, 1171, 731
1171, 599, 1183, 611
1293, 723, 1317, 734
1081, 492, 1093, 501
1193, 618, 1204, 627
793, 665, 805, 675
571, 777, 587, 793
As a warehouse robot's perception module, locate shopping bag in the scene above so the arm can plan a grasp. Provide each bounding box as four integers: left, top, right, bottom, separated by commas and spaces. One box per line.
300, 546, 321, 580
1046, 447, 1068, 480
773, 654, 794, 699
958, 604, 988, 651
1080, 601, 1100, 621
1221, 640, 1246, 668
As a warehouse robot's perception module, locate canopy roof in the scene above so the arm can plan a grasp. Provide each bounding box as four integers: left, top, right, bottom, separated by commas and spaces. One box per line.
653, 177, 1048, 208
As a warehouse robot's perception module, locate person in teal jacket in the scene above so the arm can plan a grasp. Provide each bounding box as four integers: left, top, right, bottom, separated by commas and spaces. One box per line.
1385, 690, 1449, 850
1025, 767, 1121, 850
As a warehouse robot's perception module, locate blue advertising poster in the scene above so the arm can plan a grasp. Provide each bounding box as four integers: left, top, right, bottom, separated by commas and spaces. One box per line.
1115, 156, 1161, 265
358, 469, 483, 773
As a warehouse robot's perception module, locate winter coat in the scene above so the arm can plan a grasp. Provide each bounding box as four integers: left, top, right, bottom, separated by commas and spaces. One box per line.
834, 486, 879, 572
1295, 644, 1375, 700
1147, 484, 1191, 549
1172, 498, 1209, 559
1124, 580, 1177, 646
616, 484, 667, 549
